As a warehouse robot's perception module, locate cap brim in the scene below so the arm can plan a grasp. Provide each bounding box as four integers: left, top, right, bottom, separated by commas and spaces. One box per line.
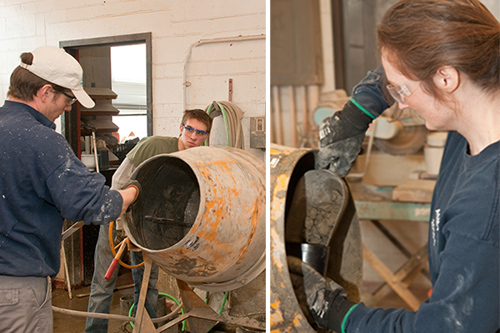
72, 89, 95, 109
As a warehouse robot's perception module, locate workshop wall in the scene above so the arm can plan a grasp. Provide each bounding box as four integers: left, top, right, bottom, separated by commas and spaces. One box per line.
270, 0, 335, 148
0, 0, 266, 160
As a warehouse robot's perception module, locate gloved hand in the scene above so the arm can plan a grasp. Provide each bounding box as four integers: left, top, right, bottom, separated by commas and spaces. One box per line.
122, 179, 142, 209
288, 256, 356, 333
315, 100, 374, 177
113, 216, 128, 243
315, 134, 365, 178
113, 228, 128, 244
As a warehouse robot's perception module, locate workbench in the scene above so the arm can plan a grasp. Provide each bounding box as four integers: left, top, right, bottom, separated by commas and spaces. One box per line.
349, 179, 434, 311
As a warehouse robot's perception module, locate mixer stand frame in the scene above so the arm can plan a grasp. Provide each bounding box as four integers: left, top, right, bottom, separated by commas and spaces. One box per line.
133, 254, 266, 333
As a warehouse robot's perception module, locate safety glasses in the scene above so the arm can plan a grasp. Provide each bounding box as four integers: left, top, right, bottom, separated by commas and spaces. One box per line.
182, 125, 209, 137
386, 82, 414, 105
52, 86, 77, 106
61, 91, 77, 106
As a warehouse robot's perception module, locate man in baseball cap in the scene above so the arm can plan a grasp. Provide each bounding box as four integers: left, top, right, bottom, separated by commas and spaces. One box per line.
0, 46, 139, 331
20, 45, 95, 109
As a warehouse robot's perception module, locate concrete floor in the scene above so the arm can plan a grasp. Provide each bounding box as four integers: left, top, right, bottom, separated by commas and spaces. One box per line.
51, 273, 428, 333
52, 272, 135, 333
52, 269, 267, 333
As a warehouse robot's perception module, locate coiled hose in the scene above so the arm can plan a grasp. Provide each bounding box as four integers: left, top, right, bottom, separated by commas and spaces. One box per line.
205, 101, 244, 149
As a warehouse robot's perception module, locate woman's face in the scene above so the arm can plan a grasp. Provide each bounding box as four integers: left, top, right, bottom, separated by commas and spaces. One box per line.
381, 49, 454, 131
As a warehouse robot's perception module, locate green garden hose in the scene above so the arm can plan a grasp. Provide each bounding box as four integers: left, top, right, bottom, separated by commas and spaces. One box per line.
128, 292, 186, 331
128, 291, 229, 332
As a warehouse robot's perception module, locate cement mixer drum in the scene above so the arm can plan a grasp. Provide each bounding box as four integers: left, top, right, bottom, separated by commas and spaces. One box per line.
124, 146, 266, 292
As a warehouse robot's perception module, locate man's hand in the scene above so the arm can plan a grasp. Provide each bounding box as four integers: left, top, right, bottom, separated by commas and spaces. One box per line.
315, 100, 373, 178
118, 180, 142, 215
123, 180, 141, 204
288, 256, 356, 333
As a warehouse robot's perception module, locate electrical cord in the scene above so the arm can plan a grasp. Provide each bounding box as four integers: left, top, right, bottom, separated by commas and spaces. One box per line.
108, 221, 143, 270
205, 101, 244, 149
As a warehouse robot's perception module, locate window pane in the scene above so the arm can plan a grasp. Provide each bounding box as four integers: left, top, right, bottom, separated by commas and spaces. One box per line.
113, 115, 147, 142
111, 44, 147, 142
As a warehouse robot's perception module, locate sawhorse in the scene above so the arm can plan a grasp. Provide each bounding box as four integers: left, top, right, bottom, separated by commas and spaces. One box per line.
355, 200, 431, 311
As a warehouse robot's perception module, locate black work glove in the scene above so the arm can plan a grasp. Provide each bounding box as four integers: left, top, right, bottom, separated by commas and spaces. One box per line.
315, 134, 365, 178
288, 256, 356, 333
304, 260, 356, 332
315, 100, 374, 177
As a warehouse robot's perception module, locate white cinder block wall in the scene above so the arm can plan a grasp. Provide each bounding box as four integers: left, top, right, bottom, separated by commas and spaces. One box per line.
0, 0, 266, 160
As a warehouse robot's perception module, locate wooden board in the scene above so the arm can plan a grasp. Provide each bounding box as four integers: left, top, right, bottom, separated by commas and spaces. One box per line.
392, 179, 436, 203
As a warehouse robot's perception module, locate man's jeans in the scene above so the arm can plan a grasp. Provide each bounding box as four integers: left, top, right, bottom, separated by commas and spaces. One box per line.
85, 223, 159, 333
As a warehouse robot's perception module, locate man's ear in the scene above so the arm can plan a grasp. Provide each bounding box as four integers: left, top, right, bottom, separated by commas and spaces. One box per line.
433, 66, 460, 93
37, 84, 53, 102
